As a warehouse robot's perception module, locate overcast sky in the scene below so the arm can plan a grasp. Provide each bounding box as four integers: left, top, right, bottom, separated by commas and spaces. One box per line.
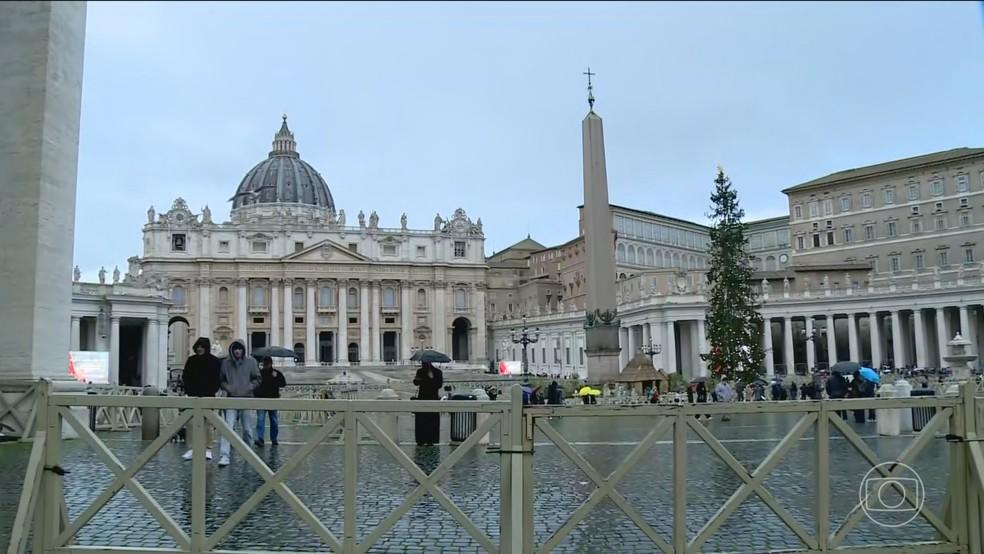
74, 1, 984, 278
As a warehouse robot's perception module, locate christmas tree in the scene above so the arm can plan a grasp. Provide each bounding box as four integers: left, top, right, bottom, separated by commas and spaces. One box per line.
702, 167, 765, 383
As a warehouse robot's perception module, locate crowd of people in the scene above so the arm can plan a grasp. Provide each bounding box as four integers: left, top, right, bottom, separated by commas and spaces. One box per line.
179, 336, 287, 466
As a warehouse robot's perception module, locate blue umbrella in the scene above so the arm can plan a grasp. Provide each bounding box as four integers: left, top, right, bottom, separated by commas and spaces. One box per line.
859, 367, 880, 384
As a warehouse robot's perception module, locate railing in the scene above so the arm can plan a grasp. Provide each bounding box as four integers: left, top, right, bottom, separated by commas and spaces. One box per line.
11, 382, 984, 553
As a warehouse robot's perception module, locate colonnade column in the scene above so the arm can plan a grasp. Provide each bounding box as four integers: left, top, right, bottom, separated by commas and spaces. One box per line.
146, 318, 159, 387
960, 307, 974, 359
474, 284, 487, 363
282, 279, 293, 354
642, 323, 651, 349
359, 281, 370, 362
627, 325, 638, 363
305, 280, 316, 365
110, 316, 120, 385
400, 282, 412, 362
270, 279, 281, 347
805, 317, 816, 372
432, 281, 446, 353
782, 317, 794, 374
198, 279, 210, 340
697, 318, 707, 377
763, 318, 775, 377
665, 321, 677, 373
825, 314, 837, 366
847, 313, 859, 363
936, 307, 949, 368
337, 280, 348, 365
70, 316, 81, 351
619, 327, 629, 370
236, 279, 248, 342
891, 310, 904, 368
913, 309, 928, 368
371, 281, 382, 363
870, 313, 882, 368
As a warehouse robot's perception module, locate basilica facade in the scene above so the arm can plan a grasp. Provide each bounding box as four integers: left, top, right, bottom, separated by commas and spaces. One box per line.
133, 118, 488, 371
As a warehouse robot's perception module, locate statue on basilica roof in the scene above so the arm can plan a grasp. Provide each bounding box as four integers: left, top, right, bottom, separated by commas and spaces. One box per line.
147, 205, 155, 224
338, 209, 346, 226
369, 211, 379, 229
201, 205, 212, 224
358, 210, 366, 228
401, 213, 408, 230
434, 212, 442, 231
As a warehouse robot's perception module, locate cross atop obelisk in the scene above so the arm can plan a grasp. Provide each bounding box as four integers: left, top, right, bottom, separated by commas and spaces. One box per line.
583, 67, 596, 110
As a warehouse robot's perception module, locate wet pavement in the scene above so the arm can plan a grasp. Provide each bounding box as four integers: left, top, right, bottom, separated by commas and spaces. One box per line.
0, 409, 952, 552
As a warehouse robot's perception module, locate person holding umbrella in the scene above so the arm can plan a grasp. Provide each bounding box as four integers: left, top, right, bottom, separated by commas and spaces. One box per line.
411, 349, 448, 446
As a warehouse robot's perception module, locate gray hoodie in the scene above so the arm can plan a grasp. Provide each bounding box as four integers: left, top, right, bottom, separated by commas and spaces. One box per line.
220, 339, 260, 398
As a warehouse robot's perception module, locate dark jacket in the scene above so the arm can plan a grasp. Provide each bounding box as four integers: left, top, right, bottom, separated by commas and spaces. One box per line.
826, 372, 848, 399
183, 337, 221, 397
413, 363, 443, 400
219, 339, 261, 398
255, 367, 287, 399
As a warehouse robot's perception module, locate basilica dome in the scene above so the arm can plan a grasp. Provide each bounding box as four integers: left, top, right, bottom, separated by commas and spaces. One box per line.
231, 117, 335, 211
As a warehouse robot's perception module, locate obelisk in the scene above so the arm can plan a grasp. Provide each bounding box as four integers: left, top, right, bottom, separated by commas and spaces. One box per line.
580, 70, 621, 383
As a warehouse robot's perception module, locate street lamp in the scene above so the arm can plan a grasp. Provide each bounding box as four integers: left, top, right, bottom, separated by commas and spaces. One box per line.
640, 338, 662, 365
510, 316, 540, 375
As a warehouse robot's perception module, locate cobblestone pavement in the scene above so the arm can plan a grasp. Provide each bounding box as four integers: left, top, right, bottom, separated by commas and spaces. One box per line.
0, 411, 951, 552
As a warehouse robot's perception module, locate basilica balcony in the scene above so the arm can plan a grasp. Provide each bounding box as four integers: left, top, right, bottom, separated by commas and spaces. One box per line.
170, 306, 189, 315
317, 306, 337, 314
381, 307, 400, 315
249, 305, 269, 315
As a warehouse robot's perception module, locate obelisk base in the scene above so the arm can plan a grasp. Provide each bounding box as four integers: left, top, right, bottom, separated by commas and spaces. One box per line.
585, 325, 622, 383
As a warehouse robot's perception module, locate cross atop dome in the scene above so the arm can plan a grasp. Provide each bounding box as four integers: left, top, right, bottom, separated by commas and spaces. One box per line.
271, 114, 297, 157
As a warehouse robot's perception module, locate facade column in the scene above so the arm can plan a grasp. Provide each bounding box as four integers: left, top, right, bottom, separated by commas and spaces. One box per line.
782, 317, 794, 374
146, 318, 159, 387
474, 284, 487, 363
825, 314, 837, 366
848, 313, 860, 363
70, 316, 81, 351
197, 279, 210, 340
305, 280, 316, 365
627, 325, 638, 363
960, 307, 973, 360
619, 327, 629, 370
891, 310, 904, 368
400, 281, 411, 363
763, 319, 775, 377
870, 313, 883, 368
913, 309, 928, 368
697, 318, 707, 377
158, 316, 168, 373
805, 317, 816, 372
360, 281, 370, 362
110, 316, 121, 385
282, 279, 294, 353
371, 281, 382, 363
642, 322, 651, 348
433, 281, 447, 353
338, 280, 349, 365
936, 307, 949, 368
270, 279, 281, 347
236, 279, 247, 341
665, 321, 677, 374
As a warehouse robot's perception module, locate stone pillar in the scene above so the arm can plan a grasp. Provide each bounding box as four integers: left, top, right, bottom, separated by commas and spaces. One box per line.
433, 281, 447, 353
282, 279, 294, 351
936, 307, 948, 369
0, 1, 87, 380
783, 316, 794, 374
110, 316, 121, 384
696, 318, 707, 377
371, 282, 381, 363
891, 310, 904, 368
848, 313, 860, 363
665, 321, 677, 374
70, 316, 81, 351
270, 279, 280, 347
474, 285, 487, 363
338, 280, 349, 365
236, 279, 247, 341
913, 309, 928, 368
960, 306, 973, 358
763, 319, 775, 377
627, 325, 638, 361
871, 313, 883, 368
360, 281, 370, 362
642, 322, 651, 348
400, 282, 411, 363
306, 280, 316, 365
825, 314, 837, 366
197, 279, 210, 340
805, 317, 816, 372
619, 327, 629, 370
146, 318, 159, 387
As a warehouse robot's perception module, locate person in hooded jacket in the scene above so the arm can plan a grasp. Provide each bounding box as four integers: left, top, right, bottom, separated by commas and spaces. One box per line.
217, 340, 261, 466
254, 356, 287, 446
181, 337, 221, 461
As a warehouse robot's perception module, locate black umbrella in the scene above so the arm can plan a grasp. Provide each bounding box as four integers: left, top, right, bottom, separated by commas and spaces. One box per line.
753, 378, 769, 386
410, 349, 452, 363
690, 376, 708, 383
830, 361, 860, 375
252, 346, 296, 359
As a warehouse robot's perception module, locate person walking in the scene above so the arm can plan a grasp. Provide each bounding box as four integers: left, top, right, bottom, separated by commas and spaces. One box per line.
181, 337, 221, 461
217, 340, 261, 467
826, 370, 849, 420
715, 378, 734, 421
848, 370, 867, 423
413, 362, 443, 446
789, 382, 798, 401
254, 356, 287, 447
696, 381, 711, 421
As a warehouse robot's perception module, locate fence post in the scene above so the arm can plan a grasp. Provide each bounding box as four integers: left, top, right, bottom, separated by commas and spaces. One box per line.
673, 410, 687, 553
42, 381, 64, 549
508, 384, 526, 554
816, 400, 829, 552
962, 382, 982, 552
30, 380, 50, 553
141, 386, 161, 440
949, 383, 969, 546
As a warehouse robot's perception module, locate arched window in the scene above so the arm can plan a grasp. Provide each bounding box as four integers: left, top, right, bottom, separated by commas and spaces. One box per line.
252, 285, 266, 306
293, 287, 304, 308
766, 256, 776, 271
646, 249, 655, 266
616, 243, 626, 263
218, 287, 229, 306
454, 288, 467, 309
172, 286, 186, 306
383, 287, 397, 308
319, 286, 334, 307
417, 288, 427, 308
347, 287, 359, 308
628, 245, 637, 264
657, 251, 665, 267
689, 256, 697, 270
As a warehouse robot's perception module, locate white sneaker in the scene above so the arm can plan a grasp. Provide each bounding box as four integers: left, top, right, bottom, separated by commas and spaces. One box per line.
218, 455, 230, 467
205, 449, 213, 460
181, 449, 193, 461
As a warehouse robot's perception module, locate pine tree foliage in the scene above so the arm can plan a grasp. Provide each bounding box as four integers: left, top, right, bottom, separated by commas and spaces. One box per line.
702, 167, 765, 383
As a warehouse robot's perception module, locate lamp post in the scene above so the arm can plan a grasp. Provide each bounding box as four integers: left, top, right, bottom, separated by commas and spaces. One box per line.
510, 316, 540, 375
640, 338, 662, 365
